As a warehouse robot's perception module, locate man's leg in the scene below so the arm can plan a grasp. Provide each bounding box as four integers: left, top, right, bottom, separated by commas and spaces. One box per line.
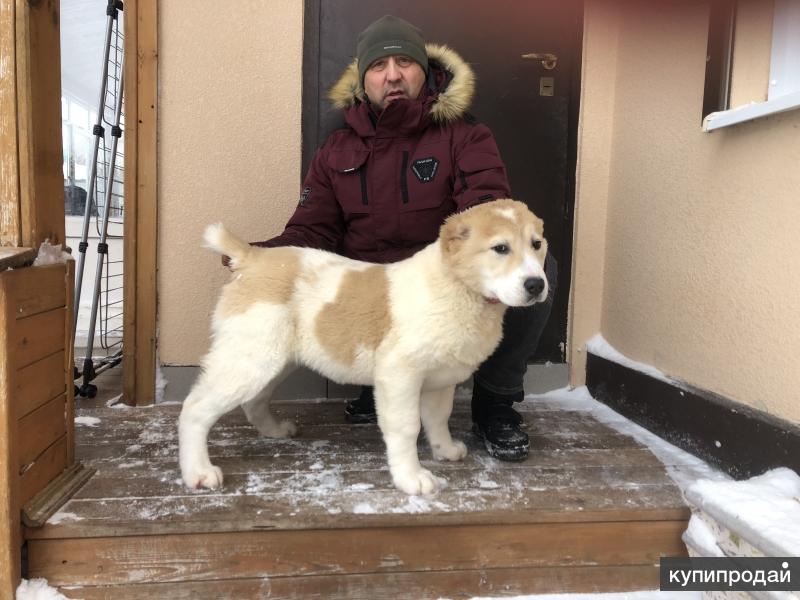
345, 385, 377, 423
472, 253, 557, 460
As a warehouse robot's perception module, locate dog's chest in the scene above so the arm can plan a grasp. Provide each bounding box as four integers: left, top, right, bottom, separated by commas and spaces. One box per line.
419, 309, 504, 371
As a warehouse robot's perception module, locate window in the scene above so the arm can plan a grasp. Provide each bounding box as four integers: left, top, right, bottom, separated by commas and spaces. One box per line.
702, 0, 800, 131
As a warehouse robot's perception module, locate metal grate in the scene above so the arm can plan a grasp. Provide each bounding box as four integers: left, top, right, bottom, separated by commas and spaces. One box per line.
95, 13, 124, 351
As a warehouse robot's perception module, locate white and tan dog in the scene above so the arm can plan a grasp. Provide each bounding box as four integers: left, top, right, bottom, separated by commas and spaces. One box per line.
179, 199, 549, 495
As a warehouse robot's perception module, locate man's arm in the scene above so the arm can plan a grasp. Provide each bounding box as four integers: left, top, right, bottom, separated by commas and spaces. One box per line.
452, 121, 512, 210
253, 147, 346, 252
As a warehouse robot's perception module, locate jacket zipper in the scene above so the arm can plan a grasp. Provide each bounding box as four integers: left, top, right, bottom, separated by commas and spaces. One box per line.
400, 151, 409, 204
359, 164, 369, 205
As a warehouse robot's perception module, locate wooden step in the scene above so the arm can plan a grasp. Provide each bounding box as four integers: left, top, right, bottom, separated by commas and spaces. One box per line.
25, 399, 691, 597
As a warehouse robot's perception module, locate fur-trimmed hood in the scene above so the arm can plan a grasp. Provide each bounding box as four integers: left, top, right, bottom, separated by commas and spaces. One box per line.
327, 44, 475, 124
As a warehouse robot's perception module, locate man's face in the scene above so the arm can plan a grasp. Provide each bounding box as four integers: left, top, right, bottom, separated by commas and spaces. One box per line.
363, 55, 426, 111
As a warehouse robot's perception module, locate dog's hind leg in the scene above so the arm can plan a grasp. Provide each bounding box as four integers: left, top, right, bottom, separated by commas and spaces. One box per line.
421, 385, 467, 462
374, 369, 441, 495
179, 311, 292, 490
241, 364, 297, 438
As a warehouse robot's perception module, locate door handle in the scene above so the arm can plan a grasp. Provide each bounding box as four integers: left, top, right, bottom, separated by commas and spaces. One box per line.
522, 52, 558, 70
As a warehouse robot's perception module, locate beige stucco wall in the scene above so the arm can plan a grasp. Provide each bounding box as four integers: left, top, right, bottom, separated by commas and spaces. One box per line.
158, 1, 303, 364
157, 1, 799, 424
572, 1, 800, 423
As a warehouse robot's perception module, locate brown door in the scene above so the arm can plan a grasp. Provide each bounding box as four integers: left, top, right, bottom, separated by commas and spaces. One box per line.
303, 1, 582, 363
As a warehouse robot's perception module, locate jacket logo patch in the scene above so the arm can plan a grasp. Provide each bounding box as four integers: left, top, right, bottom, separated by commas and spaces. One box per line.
411, 157, 439, 183
299, 187, 311, 206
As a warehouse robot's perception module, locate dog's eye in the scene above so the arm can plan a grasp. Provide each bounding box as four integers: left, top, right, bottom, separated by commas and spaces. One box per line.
532, 239, 542, 250
492, 244, 510, 255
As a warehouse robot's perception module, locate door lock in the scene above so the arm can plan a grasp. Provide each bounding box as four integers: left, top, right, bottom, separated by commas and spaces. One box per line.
522, 52, 558, 70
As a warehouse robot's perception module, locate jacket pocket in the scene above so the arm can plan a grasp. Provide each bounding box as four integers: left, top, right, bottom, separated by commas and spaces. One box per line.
400, 151, 452, 212
327, 150, 371, 213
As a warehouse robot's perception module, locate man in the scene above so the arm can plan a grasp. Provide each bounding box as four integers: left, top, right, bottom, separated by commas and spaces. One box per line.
248, 15, 557, 461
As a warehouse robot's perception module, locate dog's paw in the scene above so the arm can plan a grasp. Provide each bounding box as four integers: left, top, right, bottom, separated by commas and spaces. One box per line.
432, 439, 468, 462
275, 419, 298, 438
182, 464, 224, 490
392, 468, 442, 496
255, 418, 297, 439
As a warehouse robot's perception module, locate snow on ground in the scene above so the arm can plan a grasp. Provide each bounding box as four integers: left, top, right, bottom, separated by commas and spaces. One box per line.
586, 334, 673, 384
16, 578, 68, 600
155, 359, 168, 404
73, 415, 100, 427
685, 468, 800, 557
526, 385, 729, 491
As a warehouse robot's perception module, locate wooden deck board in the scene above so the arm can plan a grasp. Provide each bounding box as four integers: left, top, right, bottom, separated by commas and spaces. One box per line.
27, 396, 691, 595
52, 565, 662, 600
28, 399, 689, 539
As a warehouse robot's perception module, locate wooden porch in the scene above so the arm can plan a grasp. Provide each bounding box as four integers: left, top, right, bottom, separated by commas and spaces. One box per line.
24, 376, 690, 599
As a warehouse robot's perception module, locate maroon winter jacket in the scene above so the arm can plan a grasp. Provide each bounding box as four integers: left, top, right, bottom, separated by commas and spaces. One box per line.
257, 44, 511, 264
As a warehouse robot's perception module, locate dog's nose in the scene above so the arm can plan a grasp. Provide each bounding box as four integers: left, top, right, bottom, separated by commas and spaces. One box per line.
524, 277, 545, 297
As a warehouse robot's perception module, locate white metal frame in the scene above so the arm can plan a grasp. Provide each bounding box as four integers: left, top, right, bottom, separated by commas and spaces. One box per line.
704, 0, 800, 131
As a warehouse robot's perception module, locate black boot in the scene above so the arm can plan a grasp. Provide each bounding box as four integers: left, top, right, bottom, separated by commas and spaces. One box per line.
471, 384, 529, 461
344, 386, 377, 424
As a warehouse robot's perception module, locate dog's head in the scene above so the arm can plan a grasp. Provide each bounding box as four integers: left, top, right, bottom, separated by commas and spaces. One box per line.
440, 199, 549, 307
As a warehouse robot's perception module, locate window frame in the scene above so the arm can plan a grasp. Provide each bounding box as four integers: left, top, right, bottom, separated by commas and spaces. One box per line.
704, 0, 800, 131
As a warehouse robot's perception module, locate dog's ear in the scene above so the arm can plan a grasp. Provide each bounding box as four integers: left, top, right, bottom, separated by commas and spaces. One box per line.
440, 213, 471, 256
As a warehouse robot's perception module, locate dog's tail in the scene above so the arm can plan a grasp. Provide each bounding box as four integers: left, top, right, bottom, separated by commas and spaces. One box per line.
203, 223, 252, 269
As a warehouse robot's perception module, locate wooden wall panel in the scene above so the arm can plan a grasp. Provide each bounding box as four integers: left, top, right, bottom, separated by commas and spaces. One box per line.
18, 395, 67, 470
16, 350, 65, 421
19, 436, 68, 506
14, 308, 65, 370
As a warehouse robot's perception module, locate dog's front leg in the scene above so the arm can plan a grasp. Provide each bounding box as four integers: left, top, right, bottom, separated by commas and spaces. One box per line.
421, 386, 467, 462
374, 370, 441, 495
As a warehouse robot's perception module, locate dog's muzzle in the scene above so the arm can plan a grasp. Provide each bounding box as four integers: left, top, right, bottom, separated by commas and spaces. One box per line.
524, 277, 545, 301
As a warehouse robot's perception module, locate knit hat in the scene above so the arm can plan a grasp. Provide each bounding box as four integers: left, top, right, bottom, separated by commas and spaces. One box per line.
356, 15, 429, 84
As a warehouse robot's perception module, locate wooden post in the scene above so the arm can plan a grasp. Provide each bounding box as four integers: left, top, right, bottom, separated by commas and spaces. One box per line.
123, 0, 159, 406
0, 0, 21, 247
0, 264, 22, 600
14, 0, 65, 248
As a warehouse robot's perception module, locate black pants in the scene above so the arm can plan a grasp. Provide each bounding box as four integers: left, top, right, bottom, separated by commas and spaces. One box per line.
474, 253, 558, 398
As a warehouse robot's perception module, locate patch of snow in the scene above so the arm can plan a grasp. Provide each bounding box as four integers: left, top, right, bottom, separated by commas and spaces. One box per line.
46, 511, 82, 525
309, 461, 324, 470
32, 240, 72, 266
74, 416, 101, 427
478, 479, 500, 489
352, 502, 376, 514
16, 578, 68, 600
391, 495, 451, 514
585, 334, 673, 384
105, 393, 124, 407
155, 359, 168, 404
685, 468, 800, 557
348, 483, 374, 491
682, 514, 725, 557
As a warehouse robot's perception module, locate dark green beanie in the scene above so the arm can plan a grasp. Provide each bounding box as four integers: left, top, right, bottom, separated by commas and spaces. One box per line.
356, 15, 428, 84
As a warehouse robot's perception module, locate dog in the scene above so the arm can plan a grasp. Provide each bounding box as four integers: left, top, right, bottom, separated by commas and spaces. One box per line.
178, 199, 549, 496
